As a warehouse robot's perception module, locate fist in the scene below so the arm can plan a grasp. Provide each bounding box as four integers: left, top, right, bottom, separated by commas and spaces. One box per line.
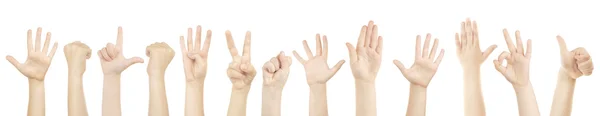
562, 47, 593, 78
64, 41, 91, 67
263, 52, 292, 88
146, 42, 175, 72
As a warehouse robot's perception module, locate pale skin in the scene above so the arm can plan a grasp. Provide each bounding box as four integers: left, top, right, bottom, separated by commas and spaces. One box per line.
550, 36, 594, 116
6, 27, 58, 116
65, 41, 92, 116
99, 27, 144, 116
394, 34, 445, 116
455, 19, 496, 116
293, 34, 345, 116
345, 21, 382, 116
493, 29, 539, 116
261, 52, 292, 116
179, 25, 212, 116
225, 30, 257, 116
146, 42, 175, 116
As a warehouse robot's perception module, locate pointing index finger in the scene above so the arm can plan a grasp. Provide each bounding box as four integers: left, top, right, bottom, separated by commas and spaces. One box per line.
225, 30, 239, 57
117, 26, 123, 49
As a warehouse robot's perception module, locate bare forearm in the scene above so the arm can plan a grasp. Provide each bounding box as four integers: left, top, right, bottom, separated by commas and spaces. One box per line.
227, 87, 250, 116
68, 71, 88, 116
513, 83, 541, 116
28, 80, 45, 116
406, 84, 427, 116
550, 69, 576, 116
102, 74, 121, 116
463, 69, 486, 116
355, 81, 377, 116
309, 84, 328, 116
185, 80, 205, 116
149, 73, 169, 116
262, 86, 282, 116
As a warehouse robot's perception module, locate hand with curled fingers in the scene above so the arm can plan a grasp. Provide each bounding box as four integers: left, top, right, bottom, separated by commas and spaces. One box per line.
146, 42, 175, 75
493, 29, 533, 86
226, 30, 257, 89
394, 34, 445, 87
6, 27, 58, 81
293, 34, 345, 85
98, 27, 144, 76
263, 52, 293, 89
180, 26, 212, 82
556, 36, 594, 78
346, 21, 383, 83
64, 41, 92, 75
456, 19, 497, 68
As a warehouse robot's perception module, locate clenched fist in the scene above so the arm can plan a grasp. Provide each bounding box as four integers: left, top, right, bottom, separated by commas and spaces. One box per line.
226, 30, 257, 89
557, 36, 594, 78
64, 41, 91, 74
6, 27, 58, 81
146, 42, 175, 75
99, 27, 144, 75
263, 52, 292, 89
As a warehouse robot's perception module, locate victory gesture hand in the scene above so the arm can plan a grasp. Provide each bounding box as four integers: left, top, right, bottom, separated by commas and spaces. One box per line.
263, 52, 293, 89
98, 27, 144, 75
226, 30, 257, 89
394, 34, 445, 87
180, 26, 212, 82
493, 29, 532, 86
293, 34, 345, 85
456, 19, 497, 68
346, 21, 383, 82
6, 27, 58, 81
556, 36, 594, 78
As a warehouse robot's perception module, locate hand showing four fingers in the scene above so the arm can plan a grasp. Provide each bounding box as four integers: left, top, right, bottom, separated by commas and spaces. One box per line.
394, 34, 445, 87
6, 28, 58, 81
556, 36, 594, 78
346, 21, 383, 82
493, 29, 532, 86
294, 34, 345, 85
226, 30, 257, 89
180, 26, 212, 82
98, 27, 144, 76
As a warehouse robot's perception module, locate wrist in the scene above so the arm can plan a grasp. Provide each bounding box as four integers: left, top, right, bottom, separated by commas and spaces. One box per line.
186, 80, 205, 88
309, 83, 327, 91
232, 86, 251, 94
28, 79, 44, 87
513, 82, 532, 91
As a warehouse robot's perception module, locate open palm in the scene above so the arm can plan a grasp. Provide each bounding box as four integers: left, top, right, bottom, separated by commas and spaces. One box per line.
493, 29, 532, 86
346, 21, 383, 82
180, 26, 212, 82
294, 34, 345, 85
6, 28, 58, 81
394, 34, 444, 87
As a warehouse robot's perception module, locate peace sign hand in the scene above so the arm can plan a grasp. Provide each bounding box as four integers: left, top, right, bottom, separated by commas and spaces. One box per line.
226, 30, 256, 89
6, 27, 58, 81
98, 27, 144, 76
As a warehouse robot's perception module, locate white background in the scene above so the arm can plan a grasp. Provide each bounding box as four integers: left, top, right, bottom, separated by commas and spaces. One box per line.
1, 0, 598, 116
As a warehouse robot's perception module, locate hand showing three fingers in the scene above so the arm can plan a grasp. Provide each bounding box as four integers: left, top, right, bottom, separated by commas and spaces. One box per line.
394, 34, 445, 87
294, 34, 345, 85
98, 27, 144, 76
180, 26, 212, 82
493, 29, 532, 86
226, 31, 257, 89
346, 21, 383, 82
456, 19, 497, 68
556, 36, 594, 78
6, 27, 58, 81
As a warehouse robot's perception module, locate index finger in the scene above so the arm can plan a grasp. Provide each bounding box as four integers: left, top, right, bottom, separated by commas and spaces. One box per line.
242, 31, 251, 57
503, 29, 517, 53
556, 35, 568, 54
116, 26, 123, 49
225, 30, 239, 57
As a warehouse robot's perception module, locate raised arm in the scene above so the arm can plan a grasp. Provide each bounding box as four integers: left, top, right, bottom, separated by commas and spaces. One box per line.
394, 34, 445, 116
225, 30, 257, 116
179, 26, 212, 116
493, 29, 539, 116
146, 42, 175, 116
99, 27, 144, 116
65, 42, 92, 116
550, 36, 594, 116
345, 21, 382, 116
6, 27, 58, 116
293, 34, 345, 116
456, 19, 497, 116
261, 52, 292, 116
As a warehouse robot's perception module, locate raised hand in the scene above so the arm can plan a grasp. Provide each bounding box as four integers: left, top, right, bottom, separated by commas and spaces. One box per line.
64, 41, 92, 74
493, 29, 532, 86
456, 19, 497, 68
146, 42, 175, 74
225, 30, 257, 89
346, 21, 383, 82
180, 26, 212, 82
98, 27, 144, 75
394, 34, 445, 87
293, 34, 345, 85
6, 27, 58, 80
263, 52, 293, 89
556, 36, 594, 78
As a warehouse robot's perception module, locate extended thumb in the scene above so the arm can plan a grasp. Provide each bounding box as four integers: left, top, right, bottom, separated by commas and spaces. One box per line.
125, 57, 144, 66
